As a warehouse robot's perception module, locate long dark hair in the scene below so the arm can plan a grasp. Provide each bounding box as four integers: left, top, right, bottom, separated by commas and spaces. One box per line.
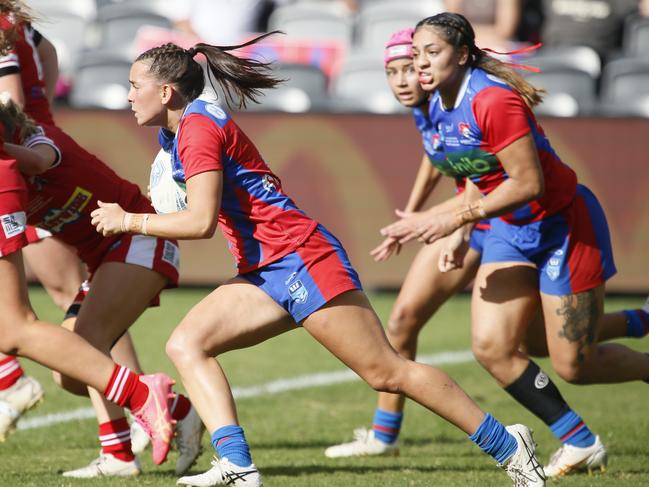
135, 31, 284, 109
415, 13, 544, 107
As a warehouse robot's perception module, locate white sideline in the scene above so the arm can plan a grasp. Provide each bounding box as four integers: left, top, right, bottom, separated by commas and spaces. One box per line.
16, 350, 473, 431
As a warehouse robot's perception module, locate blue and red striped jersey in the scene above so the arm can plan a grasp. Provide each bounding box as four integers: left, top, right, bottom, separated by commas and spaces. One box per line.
426, 68, 577, 224
158, 98, 318, 273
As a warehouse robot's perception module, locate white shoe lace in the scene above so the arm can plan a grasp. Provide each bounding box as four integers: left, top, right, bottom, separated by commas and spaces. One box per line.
351, 427, 372, 444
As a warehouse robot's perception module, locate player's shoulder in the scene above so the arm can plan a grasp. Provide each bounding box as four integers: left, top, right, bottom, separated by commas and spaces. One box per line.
184, 96, 231, 128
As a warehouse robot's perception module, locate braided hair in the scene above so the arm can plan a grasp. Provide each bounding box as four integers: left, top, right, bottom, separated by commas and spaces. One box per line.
0, 0, 35, 56
135, 31, 284, 109
415, 13, 544, 107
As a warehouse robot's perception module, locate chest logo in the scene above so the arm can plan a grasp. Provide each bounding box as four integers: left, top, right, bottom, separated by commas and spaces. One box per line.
39, 187, 93, 233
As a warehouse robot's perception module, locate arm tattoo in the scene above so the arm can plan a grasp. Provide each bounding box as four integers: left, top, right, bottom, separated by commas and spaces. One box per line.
556, 290, 600, 363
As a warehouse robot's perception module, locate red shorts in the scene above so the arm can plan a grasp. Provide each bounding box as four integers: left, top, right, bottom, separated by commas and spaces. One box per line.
25, 225, 53, 244
68, 234, 180, 314
0, 176, 28, 258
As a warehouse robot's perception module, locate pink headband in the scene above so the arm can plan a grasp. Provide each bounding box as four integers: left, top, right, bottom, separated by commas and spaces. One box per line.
384, 27, 415, 66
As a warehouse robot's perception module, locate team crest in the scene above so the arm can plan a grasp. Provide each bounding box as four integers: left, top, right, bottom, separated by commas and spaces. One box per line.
288, 279, 309, 304
458, 122, 472, 139
546, 248, 564, 281
262, 174, 280, 192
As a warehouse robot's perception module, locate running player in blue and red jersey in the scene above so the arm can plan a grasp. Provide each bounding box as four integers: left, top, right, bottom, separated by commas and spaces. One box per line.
0, 131, 176, 471
382, 12, 649, 478
327, 25, 647, 462
326, 27, 489, 459
91, 35, 546, 487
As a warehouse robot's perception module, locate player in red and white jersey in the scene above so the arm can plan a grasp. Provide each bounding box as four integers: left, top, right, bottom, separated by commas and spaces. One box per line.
0, 135, 177, 468
0, 0, 82, 441
0, 2, 181, 471
91, 35, 545, 486
0, 96, 204, 475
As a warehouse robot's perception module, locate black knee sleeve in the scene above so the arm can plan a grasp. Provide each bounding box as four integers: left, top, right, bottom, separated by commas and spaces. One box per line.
504, 360, 570, 425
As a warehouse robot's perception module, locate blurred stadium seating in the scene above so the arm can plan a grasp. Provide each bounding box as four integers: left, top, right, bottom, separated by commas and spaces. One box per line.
24, 0, 649, 117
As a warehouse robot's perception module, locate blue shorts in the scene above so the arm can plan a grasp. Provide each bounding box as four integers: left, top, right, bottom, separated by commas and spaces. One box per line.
481, 185, 616, 295
239, 224, 363, 323
469, 226, 489, 253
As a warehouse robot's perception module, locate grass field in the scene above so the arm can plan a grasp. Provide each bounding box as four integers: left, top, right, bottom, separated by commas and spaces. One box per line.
1, 288, 647, 486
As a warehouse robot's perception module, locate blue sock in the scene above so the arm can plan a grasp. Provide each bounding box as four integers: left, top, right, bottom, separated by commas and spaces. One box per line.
550, 410, 595, 448
623, 309, 649, 337
211, 425, 252, 467
371, 408, 403, 444
468, 413, 518, 464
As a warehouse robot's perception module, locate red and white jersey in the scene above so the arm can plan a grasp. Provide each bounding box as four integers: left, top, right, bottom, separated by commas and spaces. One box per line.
24, 124, 155, 271
0, 15, 55, 126
0, 153, 29, 258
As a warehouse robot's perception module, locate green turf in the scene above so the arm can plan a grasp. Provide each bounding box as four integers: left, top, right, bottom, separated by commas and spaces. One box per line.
0, 288, 647, 486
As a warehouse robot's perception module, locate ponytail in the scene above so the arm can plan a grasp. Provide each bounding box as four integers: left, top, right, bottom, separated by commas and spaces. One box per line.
415, 13, 544, 107
135, 31, 284, 109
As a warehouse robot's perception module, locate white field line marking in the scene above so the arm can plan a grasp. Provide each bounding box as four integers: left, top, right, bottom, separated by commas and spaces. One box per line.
17, 350, 473, 431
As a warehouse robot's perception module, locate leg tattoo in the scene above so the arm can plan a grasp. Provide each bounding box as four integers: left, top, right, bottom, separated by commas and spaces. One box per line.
556, 290, 600, 363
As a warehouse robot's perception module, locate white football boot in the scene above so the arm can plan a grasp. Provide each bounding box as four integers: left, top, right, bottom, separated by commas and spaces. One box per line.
544, 435, 607, 477
62, 452, 142, 478
175, 406, 206, 475
324, 428, 399, 458
0, 401, 19, 442
130, 418, 151, 454
177, 457, 262, 486
0, 375, 44, 441
501, 424, 546, 486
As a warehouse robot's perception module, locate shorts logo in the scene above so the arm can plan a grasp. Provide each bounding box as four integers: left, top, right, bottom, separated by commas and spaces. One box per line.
162, 240, 180, 271
288, 279, 308, 304
546, 248, 564, 281
1, 211, 27, 238
534, 371, 549, 389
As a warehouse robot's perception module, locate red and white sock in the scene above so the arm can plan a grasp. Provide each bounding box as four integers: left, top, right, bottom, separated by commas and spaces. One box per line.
0, 356, 23, 391
171, 393, 191, 421
99, 417, 135, 462
103, 365, 149, 411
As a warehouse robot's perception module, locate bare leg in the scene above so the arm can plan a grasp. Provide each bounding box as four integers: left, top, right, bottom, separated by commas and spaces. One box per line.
166, 278, 295, 433
471, 263, 540, 386
57, 262, 166, 425
543, 285, 649, 384
304, 291, 485, 434
0, 252, 117, 391
378, 243, 481, 413
23, 237, 85, 310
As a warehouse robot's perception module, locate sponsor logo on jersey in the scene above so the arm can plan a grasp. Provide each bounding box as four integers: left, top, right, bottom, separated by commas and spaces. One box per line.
288, 279, 309, 304
458, 122, 471, 138
205, 103, 227, 120
38, 187, 92, 233
534, 371, 549, 389
546, 248, 564, 281
1, 211, 26, 238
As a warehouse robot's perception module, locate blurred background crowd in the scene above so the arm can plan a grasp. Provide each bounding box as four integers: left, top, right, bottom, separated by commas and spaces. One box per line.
27, 0, 649, 117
